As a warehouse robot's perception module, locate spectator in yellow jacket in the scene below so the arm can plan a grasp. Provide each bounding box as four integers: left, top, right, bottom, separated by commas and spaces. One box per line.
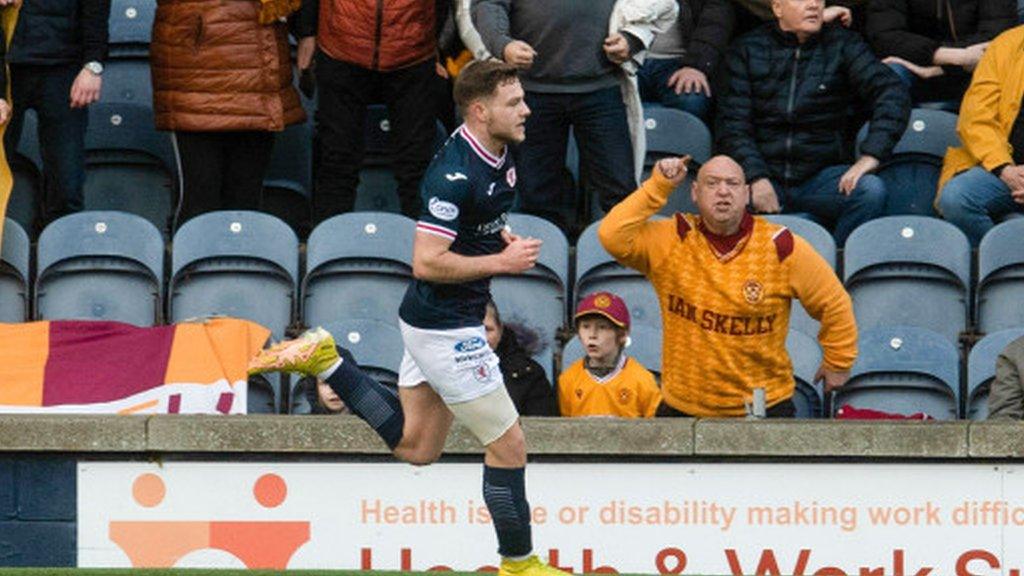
599, 155, 857, 417
558, 291, 662, 418
937, 25, 1024, 246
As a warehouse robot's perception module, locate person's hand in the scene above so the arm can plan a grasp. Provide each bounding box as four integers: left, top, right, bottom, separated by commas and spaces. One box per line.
503, 40, 536, 69
815, 364, 850, 394
655, 155, 690, 186
0, 100, 10, 125
603, 33, 631, 65
499, 235, 542, 274
961, 42, 988, 71
668, 66, 711, 96
70, 67, 102, 108
839, 155, 879, 195
882, 55, 944, 79
297, 36, 316, 71
999, 165, 1024, 198
750, 178, 780, 213
822, 5, 852, 27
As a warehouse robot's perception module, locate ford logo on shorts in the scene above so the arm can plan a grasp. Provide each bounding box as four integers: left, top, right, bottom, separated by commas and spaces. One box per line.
454, 336, 487, 353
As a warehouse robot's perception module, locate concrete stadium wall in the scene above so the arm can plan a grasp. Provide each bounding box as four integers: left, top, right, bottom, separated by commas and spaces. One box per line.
2, 415, 1023, 567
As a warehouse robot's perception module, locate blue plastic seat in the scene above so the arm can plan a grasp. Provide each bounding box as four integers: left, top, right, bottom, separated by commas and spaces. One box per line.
966, 328, 1024, 420
765, 215, 838, 338
98, 59, 152, 106
0, 219, 30, 322
35, 211, 164, 326
170, 211, 298, 339
575, 219, 662, 333
108, 0, 154, 57
786, 330, 824, 418
302, 212, 414, 327
844, 216, 971, 345
560, 324, 663, 382
490, 214, 570, 382
86, 102, 177, 235
977, 219, 1024, 333
856, 108, 959, 216
832, 326, 961, 420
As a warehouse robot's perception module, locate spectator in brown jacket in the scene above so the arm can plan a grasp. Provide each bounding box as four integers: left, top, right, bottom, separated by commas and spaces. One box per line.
150, 0, 306, 229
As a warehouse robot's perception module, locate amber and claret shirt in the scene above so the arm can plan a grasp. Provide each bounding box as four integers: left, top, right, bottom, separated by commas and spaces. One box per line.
558, 355, 662, 418
598, 170, 857, 416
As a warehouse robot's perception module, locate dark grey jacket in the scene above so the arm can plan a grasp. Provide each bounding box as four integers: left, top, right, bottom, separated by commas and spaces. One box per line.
8, 0, 110, 65
987, 336, 1024, 420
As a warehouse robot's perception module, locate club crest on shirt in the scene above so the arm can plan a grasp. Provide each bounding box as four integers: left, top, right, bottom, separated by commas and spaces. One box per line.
429, 197, 459, 221
743, 279, 764, 304
473, 363, 491, 382
618, 388, 632, 405
506, 167, 517, 188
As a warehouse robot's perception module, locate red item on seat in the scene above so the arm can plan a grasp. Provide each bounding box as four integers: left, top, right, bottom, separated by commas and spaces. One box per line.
834, 405, 934, 420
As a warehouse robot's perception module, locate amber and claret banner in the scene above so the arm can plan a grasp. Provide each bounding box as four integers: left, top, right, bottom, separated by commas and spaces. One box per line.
0, 318, 269, 414
79, 462, 1024, 575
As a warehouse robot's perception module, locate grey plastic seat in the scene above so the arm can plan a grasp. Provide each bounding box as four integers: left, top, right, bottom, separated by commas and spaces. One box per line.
170, 211, 298, 339
765, 215, 838, 339
0, 219, 30, 322
490, 214, 569, 382
786, 330, 824, 418
832, 325, 960, 420
575, 219, 662, 332
99, 59, 152, 106
35, 211, 164, 326
844, 216, 971, 345
977, 219, 1024, 333
302, 212, 414, 327
86, 102, 176, 235
966, 328, 1024, 420
856, 108, 959, 216
561, 324, 663, 382
109, 0, 154, 57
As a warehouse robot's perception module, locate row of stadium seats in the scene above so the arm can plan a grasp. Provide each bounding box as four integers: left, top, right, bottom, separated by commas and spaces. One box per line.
2, 210, 1021, 418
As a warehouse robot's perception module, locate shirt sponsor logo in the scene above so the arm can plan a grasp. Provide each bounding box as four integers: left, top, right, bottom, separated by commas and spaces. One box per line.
475, 212, 509, 236
429, 197, 460, 221
454, 336, 487, 354
445, 172, 468, 182
667, 294, 777, 336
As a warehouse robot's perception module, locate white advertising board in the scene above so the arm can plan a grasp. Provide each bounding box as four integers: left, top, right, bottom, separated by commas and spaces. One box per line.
78, 462, 1024, 575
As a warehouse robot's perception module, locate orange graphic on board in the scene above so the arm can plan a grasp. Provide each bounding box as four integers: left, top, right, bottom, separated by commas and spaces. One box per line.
108, 472, 310, 569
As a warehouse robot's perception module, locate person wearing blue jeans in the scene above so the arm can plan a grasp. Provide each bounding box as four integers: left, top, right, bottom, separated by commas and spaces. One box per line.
637, 58, 712, 121
770, 166, 887, 245
938, 168, 1024, 245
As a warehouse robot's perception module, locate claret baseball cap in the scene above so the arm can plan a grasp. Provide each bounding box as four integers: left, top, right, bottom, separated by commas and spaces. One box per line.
574, 291, 631, 330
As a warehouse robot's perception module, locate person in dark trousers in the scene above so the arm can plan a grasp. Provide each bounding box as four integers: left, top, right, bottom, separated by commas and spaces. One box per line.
294, 0, 451, 223
4, 0, 109, 227
717, 0, 911, 245
636, 0, 736, 123
866, 0, 1016, 107
483, 300, 558, 417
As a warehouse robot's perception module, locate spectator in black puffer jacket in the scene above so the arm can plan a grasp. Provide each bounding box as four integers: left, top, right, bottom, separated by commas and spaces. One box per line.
717, 0, 910, 245
483, 300, 558, 417
866, 0, 1016, 108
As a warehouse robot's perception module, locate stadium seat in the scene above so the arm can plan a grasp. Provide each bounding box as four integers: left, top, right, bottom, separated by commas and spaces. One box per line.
575, 218, 662, 333
856, 108, 959, 216
0, 219, 30, 322
765, 215, 837, 339
263, 93, 313, 234
169, 211, 298, 339
560, 324, 663, 382
108, 0, 155, 57
977, 219, 1024, 333
786, 330, 824, 418
966, 329, 1024, 420
248, 374, 280, 415
35, 211, 164, 326
490, 214, 570, 382
302, 212, 414, 327
8, 153, 39, 235
844, 216, 971, 345
98, 59, 152, 106
85, 102, 177, 236
832, 325, 960, 420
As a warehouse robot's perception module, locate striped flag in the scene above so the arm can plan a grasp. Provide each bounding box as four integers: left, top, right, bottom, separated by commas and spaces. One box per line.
0, 318, 270, 414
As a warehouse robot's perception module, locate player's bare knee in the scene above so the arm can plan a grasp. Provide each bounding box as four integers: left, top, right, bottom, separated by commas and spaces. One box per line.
487, 422, 527, 466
